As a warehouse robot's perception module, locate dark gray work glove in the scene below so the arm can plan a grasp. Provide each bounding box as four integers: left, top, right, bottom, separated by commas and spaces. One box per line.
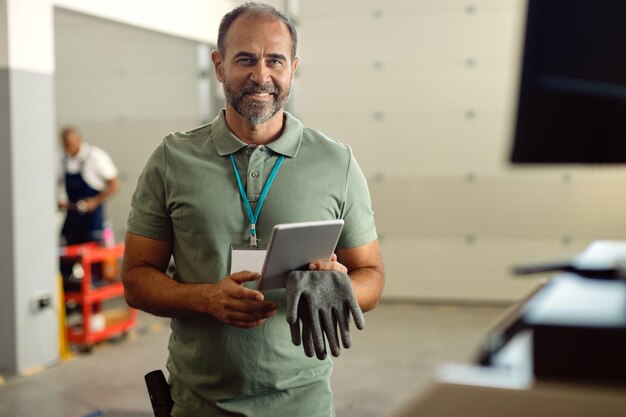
286, 270, 365, 360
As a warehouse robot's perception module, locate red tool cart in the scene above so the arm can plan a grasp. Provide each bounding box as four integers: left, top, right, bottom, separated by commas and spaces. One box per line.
60, 242, 137, 352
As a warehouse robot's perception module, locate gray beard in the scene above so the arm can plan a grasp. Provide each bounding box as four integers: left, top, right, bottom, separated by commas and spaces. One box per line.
223, 80, 291, 125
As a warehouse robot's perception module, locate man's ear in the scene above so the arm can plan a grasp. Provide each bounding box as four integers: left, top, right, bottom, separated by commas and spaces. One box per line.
292, 56, 300, 74
211, 50, 224, 82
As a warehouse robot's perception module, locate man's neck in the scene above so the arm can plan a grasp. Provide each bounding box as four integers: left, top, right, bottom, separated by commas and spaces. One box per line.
224, 107, 285, 145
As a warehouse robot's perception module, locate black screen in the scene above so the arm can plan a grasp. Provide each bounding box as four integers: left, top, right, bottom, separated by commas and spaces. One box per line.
510, 0, 626, 163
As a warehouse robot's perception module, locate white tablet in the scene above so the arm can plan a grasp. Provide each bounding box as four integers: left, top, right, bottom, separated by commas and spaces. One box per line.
257, 219, 345, 290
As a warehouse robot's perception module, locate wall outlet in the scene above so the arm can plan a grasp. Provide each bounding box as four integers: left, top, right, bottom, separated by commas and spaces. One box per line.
30, 292, 53, 313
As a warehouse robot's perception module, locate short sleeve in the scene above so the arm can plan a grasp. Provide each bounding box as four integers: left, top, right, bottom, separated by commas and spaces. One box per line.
126, 141, 172, 241
92, 147, 118, 180
337, 150, 378, 248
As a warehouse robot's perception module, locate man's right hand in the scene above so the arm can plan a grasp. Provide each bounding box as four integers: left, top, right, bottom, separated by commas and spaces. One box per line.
122, 233, 277, 327
204, 271, 277, 328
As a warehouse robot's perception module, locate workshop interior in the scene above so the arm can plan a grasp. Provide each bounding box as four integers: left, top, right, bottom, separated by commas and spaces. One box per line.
1, 1, 625, 416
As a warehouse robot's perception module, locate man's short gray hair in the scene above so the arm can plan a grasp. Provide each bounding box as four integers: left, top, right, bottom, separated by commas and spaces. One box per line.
217, 2, 298, 58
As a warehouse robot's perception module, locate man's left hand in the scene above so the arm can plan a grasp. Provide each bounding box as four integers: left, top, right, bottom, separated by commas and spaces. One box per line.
307, 253, 348, 274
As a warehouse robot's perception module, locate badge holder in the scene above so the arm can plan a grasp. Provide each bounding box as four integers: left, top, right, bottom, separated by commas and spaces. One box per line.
229, 242, 268, 277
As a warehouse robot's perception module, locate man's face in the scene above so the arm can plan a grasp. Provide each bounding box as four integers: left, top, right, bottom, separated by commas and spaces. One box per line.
62, 131, 82, 157
213, 14, 299, 125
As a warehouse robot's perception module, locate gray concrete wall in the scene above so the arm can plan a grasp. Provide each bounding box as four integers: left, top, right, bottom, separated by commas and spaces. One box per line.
0, 69, 17, 374
0, 68, 58, 375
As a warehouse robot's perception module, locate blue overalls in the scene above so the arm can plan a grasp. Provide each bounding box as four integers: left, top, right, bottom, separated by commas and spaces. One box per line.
61, 151, 105, 245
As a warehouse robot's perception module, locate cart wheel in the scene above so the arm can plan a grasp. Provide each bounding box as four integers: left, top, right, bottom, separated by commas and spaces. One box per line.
80, 344, 94, 353
108, 332, 127, 344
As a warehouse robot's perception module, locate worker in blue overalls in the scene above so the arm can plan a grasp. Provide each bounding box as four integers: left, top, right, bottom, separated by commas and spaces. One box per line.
58, 126, 120, 246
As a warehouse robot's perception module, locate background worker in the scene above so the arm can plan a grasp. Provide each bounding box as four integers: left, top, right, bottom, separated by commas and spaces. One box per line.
122, 3, 385, 416
58, 126, 120, 245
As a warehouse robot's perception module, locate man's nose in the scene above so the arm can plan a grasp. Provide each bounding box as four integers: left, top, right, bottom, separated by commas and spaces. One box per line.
250, 62, 271, 84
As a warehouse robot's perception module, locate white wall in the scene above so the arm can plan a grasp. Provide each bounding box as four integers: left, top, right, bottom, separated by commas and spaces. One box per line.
296, 0, 626, 302
2, 0, 234, 70
53, 0, 287, 44
54, 0, 232, 44
1, 0, 54, 72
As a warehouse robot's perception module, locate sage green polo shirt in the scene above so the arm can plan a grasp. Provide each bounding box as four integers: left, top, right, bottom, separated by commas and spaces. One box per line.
127, 110, 377, 417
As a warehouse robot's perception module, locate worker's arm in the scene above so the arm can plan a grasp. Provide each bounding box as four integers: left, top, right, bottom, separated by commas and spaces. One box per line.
121, 232, 277, 328
309, 240, 385, 312
85, 177, 120, 212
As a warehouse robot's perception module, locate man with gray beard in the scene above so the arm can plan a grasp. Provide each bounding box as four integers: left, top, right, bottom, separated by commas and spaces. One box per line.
122, 3, 384, 416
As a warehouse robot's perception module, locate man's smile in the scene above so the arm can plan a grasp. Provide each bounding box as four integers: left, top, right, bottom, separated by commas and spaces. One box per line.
245, 91, 275, 102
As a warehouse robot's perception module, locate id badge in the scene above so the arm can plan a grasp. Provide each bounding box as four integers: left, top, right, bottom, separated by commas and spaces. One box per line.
229, 243, 267, 275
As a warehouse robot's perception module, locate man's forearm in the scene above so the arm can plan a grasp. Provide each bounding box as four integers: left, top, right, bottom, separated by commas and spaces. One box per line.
349, 266, 385, 312
122, 264, 276, 327
123, 265, 210, 318
93, 177, 120, 205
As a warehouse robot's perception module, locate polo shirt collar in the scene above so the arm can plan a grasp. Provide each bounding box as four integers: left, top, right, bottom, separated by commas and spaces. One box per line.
212, 110, 303, 158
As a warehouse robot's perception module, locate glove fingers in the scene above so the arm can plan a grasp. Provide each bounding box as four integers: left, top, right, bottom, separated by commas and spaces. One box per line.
285, 272, 304, 324
288, 270, 365, 359
349, 298, 366, 330
302, 315, 316, 358
290, 319, 302, 346
316, 328, 327, 360
323, 309, 341, 357
311, 309, 327, 360
338, 303, 353, 349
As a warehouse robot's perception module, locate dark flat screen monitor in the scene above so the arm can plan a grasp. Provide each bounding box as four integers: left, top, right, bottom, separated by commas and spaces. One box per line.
510, 0, 626, 164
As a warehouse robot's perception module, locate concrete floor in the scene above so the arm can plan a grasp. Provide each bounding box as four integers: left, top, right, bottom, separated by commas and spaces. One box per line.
0, 302, 506, 417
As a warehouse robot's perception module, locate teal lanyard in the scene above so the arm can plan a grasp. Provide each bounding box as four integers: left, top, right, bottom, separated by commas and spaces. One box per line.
229, 153, 285, 246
